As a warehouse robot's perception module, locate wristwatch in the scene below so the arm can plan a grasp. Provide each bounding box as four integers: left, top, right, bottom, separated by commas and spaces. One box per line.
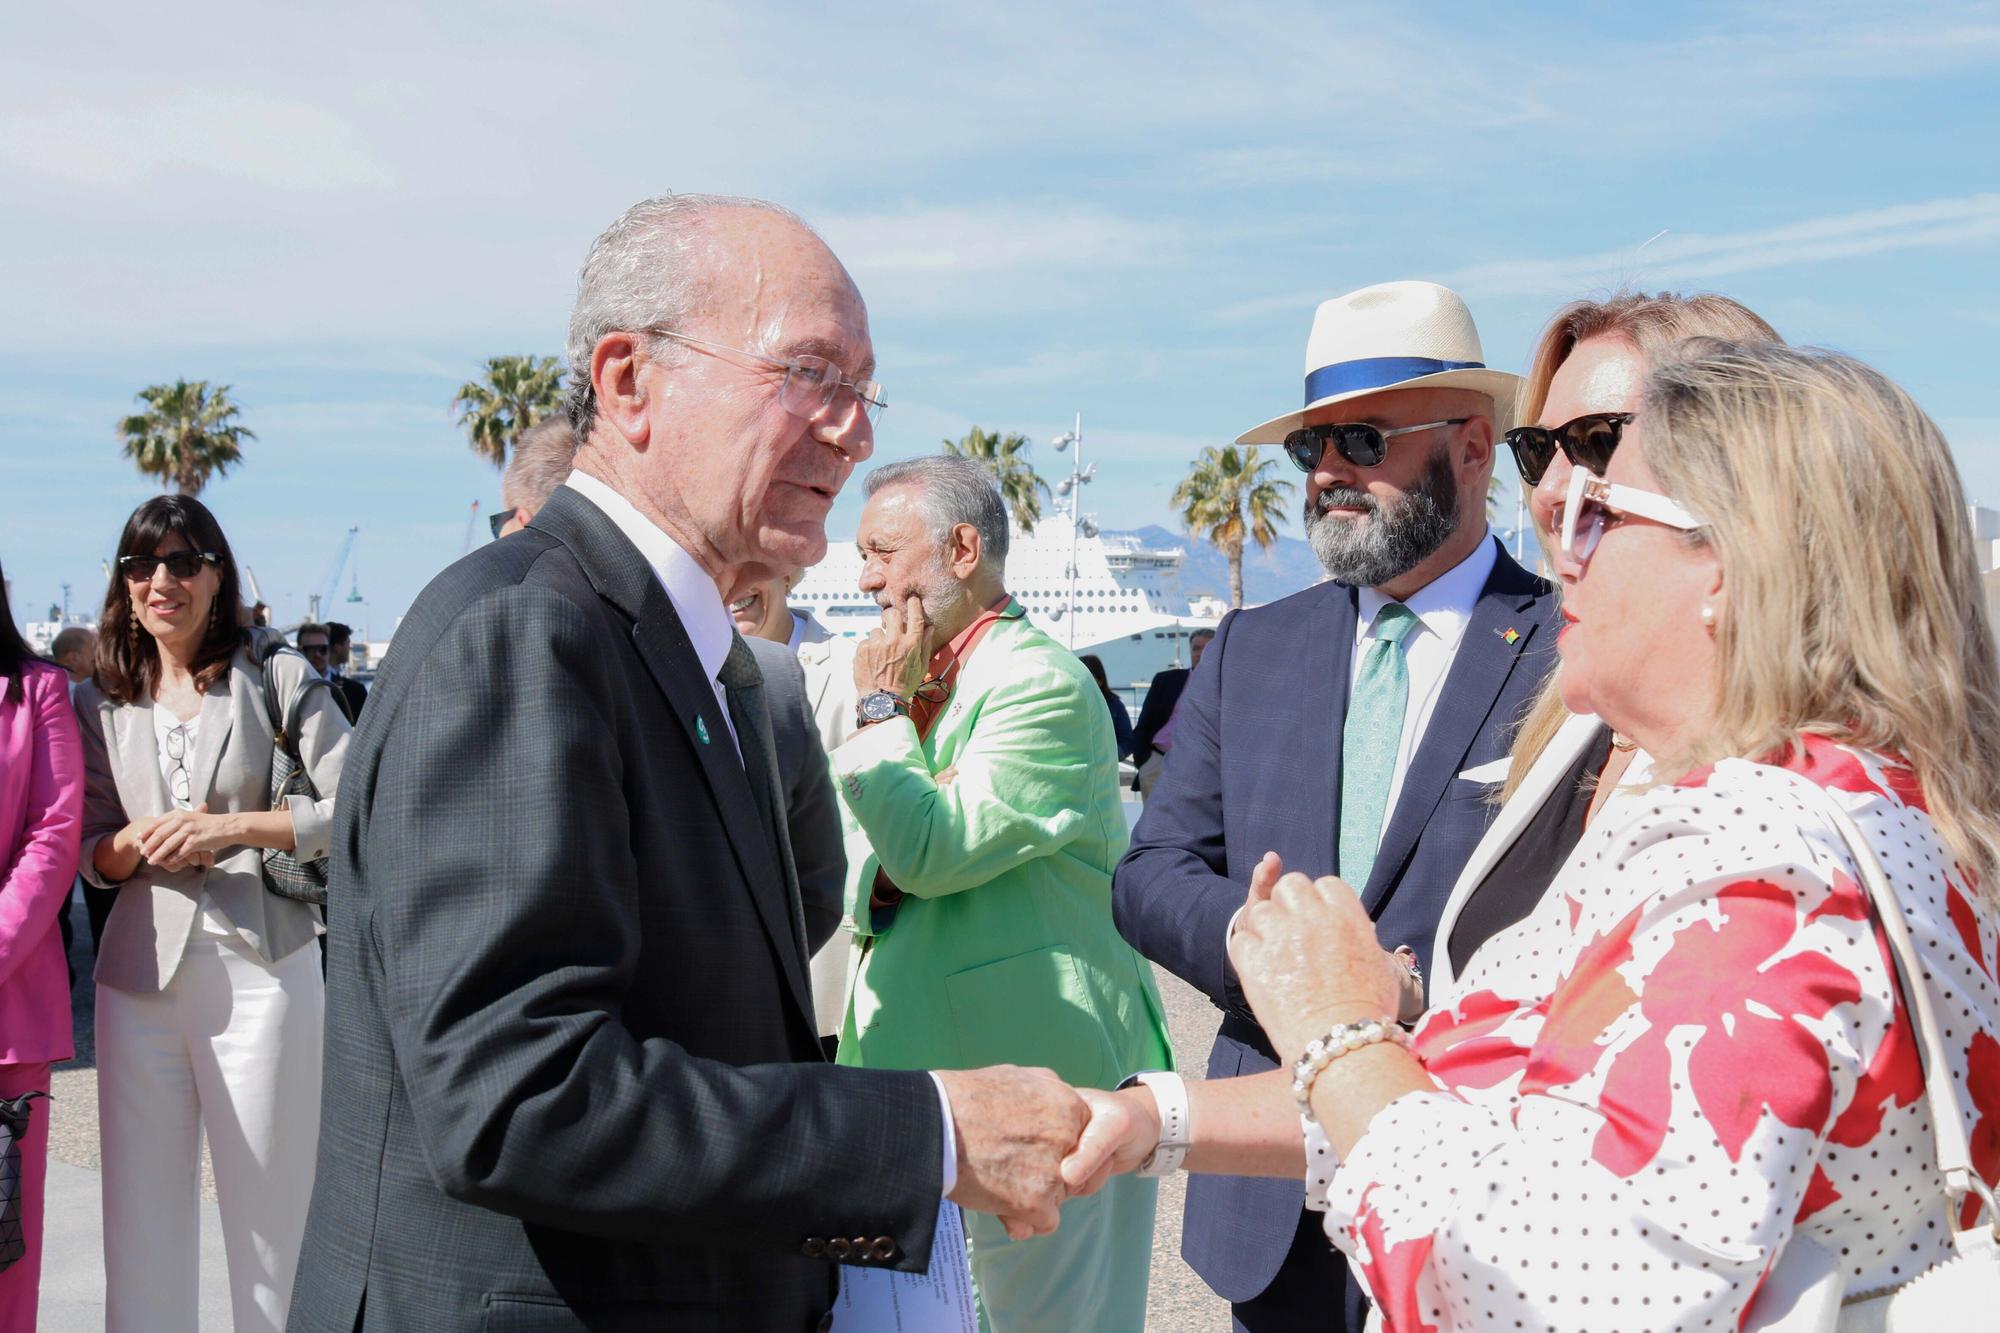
1115, 1071, 1191, 1177
855, 691, 910, 728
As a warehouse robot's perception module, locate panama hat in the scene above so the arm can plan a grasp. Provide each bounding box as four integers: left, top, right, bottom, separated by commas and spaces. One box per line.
1236, 280, 1524, 445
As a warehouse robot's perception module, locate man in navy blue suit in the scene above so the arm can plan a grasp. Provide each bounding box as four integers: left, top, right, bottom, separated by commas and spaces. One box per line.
1113, 281, 1559, 1332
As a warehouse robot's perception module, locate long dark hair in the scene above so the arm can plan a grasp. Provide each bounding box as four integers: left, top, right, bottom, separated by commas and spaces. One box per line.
1078, 653, 1116, 702
0, 557, 43, 705
96, 496, 246, 705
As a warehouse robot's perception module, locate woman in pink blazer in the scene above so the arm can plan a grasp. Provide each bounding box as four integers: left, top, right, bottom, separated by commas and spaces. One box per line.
0, 559, 82, 1333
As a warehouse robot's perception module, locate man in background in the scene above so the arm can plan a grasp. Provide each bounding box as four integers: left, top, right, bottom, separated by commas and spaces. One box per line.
1114, 281, 1557, 1332
1129, 627, 1212, 799
294, 622, 333, 680
832, 454, 1171, 1331
50, 627, 95, 685
324, 622, 366, 723
494, 414, 581, 537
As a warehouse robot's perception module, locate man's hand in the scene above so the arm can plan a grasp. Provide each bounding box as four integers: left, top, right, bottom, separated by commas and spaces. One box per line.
935, 1065, 1088, 1241
852, 594, 930, 699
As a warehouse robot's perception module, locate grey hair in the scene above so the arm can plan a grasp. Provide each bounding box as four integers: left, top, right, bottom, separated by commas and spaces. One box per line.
563, 192, 814, 438
503, 413, 581, 517
864, 455, 1011, 569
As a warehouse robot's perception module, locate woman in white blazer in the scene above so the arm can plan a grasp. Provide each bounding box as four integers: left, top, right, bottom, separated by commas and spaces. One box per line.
76, 496, 350, 1333
1427, 291, 1782, 1001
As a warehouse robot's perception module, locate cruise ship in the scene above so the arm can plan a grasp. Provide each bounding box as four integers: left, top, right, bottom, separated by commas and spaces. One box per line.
791, 514, 1227, 691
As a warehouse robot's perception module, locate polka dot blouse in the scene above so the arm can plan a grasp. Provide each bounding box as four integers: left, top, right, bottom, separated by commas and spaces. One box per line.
1303, 738, 2000, 1332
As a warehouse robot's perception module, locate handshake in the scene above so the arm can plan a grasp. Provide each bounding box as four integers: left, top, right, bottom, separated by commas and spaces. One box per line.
930, 1066, 1164, 1241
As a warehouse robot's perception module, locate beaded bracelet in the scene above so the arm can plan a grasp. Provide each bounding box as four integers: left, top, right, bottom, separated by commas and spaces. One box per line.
1291, 1018, 1410, 1122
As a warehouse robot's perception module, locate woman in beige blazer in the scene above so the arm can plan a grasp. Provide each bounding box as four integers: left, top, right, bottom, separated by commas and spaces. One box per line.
1427, 291, 1782, 1000
75, 496, 349, 1333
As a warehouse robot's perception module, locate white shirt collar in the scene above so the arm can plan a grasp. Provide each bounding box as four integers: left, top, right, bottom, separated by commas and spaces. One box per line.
1356, 530, 1497, 650
561, 469, 735, 686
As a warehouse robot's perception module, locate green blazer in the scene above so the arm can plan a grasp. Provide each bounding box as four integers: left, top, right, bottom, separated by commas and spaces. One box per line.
831, 604, 1173, 1088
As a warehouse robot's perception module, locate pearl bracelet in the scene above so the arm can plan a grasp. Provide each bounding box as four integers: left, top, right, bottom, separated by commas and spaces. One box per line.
1291, 1018, 1409, 1122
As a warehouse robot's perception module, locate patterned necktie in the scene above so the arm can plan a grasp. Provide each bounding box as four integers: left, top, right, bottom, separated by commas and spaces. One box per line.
719, 634, 809, 969
1339, 602, 1420, 892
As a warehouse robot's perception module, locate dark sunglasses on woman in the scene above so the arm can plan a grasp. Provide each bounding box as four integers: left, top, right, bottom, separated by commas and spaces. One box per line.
1283, 418, 1468, 472
118, 550, 221, 581
1502, 411, 1633, 486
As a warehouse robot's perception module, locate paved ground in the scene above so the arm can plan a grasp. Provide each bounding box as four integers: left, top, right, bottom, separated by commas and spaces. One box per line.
44, 845, 1232, 1329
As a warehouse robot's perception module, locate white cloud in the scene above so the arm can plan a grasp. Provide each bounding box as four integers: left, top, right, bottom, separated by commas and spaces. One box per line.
1442, 194, 2000, 300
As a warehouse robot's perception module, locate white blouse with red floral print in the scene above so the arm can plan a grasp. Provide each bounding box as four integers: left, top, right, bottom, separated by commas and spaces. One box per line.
1303, 739, 2000, 1333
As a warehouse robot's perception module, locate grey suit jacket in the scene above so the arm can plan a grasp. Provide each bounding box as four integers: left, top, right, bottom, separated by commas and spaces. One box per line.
74, 633, 349, 992
745, 636, 844, 954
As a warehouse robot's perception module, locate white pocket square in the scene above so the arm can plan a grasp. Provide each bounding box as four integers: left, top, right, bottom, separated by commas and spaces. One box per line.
1456, 757, 1510, 784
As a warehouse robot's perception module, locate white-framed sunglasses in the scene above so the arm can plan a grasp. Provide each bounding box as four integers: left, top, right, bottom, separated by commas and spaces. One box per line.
1561, 466, 1706, 566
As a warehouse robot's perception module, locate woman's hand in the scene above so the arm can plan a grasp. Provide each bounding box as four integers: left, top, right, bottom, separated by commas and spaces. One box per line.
1229, 871, 1405, 1063
1060, 1086, 1161, 1198
137, 804, 229, 872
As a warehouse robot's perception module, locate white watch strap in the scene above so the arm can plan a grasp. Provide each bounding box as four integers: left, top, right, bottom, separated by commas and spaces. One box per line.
1130, 1071, 1191, 1177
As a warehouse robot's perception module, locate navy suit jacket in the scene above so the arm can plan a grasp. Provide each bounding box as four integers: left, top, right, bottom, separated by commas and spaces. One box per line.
1112, 537, 1557, 1317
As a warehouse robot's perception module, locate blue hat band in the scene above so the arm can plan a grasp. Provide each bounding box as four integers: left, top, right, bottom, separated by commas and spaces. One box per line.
1304, 356, 1486, 406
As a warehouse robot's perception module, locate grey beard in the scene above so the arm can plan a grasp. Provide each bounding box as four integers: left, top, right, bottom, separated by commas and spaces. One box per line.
1305, 444, 1462, 588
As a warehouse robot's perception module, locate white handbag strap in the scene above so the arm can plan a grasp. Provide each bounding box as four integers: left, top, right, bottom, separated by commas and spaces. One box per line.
1792, 777, 2000, 1238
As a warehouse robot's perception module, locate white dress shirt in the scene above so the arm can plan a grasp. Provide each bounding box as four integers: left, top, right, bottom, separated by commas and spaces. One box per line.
563, 470, 742, 756
1352, 532, 1497, 840
560, 470, 959, 1194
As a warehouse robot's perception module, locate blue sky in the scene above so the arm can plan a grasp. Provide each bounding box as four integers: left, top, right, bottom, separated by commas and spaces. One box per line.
4, 1, 1997, 636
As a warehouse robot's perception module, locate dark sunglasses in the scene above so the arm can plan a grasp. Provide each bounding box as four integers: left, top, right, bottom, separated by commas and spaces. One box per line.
119, 551, 220, 581
1282, 418, 1467, 472
489, 511, 511, 540
1502, 412, 1633, 486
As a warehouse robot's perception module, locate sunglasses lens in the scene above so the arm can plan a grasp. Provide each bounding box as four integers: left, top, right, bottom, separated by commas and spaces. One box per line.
1336, 425, 1387, 468
1283, 430, 1320, 472
1506, 429, 1554, 485
1566, 416, 1624, 474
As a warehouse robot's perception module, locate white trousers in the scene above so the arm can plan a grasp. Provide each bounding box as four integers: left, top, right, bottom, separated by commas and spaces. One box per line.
97, 934, 324, 1333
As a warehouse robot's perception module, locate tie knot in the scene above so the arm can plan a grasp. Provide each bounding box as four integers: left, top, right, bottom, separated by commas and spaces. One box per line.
719, 634, 763, 691
1369, 602, 1419, 646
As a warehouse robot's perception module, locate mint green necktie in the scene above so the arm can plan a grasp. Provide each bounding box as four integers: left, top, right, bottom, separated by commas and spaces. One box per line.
1340, 603, 1420, 891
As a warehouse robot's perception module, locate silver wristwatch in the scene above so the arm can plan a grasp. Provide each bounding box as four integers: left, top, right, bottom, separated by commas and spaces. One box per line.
855, 691, 910, 728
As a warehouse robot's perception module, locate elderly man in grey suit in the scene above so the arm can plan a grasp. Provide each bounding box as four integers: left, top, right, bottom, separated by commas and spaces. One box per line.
289, 194, 1087, 1331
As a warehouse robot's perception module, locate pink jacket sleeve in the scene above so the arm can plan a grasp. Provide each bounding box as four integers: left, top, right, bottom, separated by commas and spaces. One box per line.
0, 666, 83, 988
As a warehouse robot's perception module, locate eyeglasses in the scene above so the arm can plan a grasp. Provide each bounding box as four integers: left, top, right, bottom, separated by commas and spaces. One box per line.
643, 327, 886, 425
164, 723, 192, 805
119, 551, 220, 582
1282, 419, 1467, 472
489, 511, 511, 540
1560, 466, 1706, 567
1504, 412, 1634, 486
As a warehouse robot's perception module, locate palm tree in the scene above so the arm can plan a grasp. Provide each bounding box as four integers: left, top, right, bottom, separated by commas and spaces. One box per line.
452, 355, 566, 469
943, 427, 1050, 534
117, 380, 257, 497
1173, 445, 1294, 608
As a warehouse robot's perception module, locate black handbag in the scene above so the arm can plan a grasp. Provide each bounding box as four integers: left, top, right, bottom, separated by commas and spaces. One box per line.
0, 1090, 46, 1274
256, 642, 331, 906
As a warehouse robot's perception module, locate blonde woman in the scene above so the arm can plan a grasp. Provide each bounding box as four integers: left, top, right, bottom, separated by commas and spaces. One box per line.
1430, 292, 1781, 997
1067, 341, 2000, 1330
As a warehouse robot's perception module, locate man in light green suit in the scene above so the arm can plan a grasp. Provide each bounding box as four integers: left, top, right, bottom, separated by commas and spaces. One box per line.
830, 456, 1173, 1332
